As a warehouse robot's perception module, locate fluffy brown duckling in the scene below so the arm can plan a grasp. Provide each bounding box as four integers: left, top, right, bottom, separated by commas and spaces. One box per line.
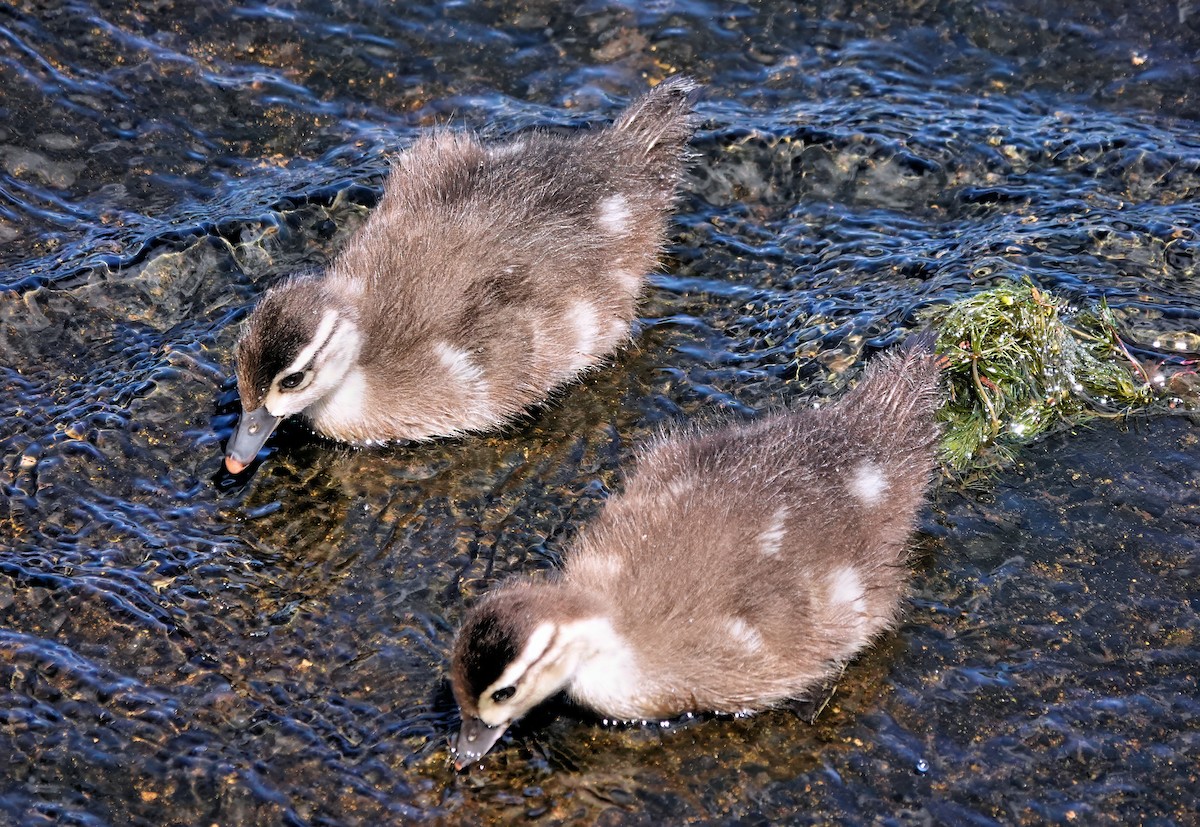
450, 333, 944, 768
223, 77, 699, 473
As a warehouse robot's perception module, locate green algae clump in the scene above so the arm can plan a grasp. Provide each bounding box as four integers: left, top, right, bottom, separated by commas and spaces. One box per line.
926, 280, 1157, 470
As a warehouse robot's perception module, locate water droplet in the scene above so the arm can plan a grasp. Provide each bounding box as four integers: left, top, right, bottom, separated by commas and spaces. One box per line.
916, 759, 929, 774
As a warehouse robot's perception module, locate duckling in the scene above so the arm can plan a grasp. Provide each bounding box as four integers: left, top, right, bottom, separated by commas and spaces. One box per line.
224, 78, 700, 473
449, 333, 944, 768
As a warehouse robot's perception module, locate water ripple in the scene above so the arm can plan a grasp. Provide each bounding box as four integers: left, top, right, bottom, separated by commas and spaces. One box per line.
2, 0, 1199, 823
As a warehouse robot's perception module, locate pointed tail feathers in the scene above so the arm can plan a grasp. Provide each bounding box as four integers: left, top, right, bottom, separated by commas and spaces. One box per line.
854, 328, 945, 424
613, 76, 700, 166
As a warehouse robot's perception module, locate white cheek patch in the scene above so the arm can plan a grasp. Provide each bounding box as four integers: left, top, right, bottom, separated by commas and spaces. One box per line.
561, 617, 643, 718
726, 617, 764, 652
266, 321, 363, 418
284, 309, 339, 376
758, 507, 789, 557
262, 388, 287, 417
850, 461, 889, 506
477, 620, 584, 728
306, 366, 367, 428
597, 194, 632, 235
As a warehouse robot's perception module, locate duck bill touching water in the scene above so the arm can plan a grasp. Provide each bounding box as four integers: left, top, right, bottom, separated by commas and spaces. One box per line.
450, 332, 945, 769
224, 77, 700, 473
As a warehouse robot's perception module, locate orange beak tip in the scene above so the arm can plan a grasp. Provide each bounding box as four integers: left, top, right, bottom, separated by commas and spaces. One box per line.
224, 457, 247, 474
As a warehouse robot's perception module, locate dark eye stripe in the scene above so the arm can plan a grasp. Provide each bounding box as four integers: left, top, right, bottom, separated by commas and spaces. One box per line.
490, 628, 558, 702
463, 614, 518, 700
276, 318, 341, 387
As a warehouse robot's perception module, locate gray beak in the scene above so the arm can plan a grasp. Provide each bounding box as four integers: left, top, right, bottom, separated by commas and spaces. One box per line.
224, 406, 283, 473
454, 716, 509, 771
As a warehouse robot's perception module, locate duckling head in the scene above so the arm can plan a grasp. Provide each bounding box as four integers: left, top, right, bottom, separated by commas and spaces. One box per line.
450, 584, 609, 770
225, 277, 363, 473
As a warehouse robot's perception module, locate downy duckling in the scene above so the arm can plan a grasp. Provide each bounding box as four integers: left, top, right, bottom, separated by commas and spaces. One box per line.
450, 333, 944, 768
224, 78, 700, 473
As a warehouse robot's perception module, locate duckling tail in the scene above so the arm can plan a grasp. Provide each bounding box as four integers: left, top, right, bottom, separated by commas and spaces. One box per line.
900, 325, 939, 357
852, 328, 946, 427
613, 75, 701, 164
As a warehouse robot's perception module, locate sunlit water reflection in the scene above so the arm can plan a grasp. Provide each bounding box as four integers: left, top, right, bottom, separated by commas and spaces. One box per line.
2, 1, 1198, 824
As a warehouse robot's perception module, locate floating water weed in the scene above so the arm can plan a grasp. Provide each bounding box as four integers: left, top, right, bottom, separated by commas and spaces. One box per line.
922, 280, 1184, 470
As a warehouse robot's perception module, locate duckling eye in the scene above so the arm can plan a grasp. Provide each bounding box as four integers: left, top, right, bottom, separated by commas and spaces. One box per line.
491, 686, 516, 704
279, 371, 306, 390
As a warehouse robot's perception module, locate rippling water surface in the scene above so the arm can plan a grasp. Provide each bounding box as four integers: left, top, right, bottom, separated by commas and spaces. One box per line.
2, 1, 1199, 824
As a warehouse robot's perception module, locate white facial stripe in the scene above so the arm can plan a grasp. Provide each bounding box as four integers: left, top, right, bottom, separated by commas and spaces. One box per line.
758, 507, 788, 556
284, 309, 340, 377
597, 194, 632, 235
851, 461, 888, 506
484, 622, 556, 701
263, 319, 363, 419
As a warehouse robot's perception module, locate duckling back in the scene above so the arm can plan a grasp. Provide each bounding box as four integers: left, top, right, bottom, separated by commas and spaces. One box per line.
227, 79, 698, 465
560, 336, 943, 717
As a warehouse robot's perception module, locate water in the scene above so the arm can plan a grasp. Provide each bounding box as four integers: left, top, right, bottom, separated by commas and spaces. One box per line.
2, 1, 1198, 824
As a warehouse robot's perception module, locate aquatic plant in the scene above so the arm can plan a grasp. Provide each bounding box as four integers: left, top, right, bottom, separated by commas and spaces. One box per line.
924, 279, 1165, 470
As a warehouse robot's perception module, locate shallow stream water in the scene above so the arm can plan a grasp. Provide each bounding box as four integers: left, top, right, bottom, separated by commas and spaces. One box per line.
2, 1, 1199, 824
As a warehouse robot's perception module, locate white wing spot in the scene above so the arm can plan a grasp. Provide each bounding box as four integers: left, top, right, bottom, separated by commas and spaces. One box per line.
758, 507, 788, 556
667, 476, 695, 500
435, 342, 485, 385
829, 567, 867, 617
597, 194, 632, 235
434, 342, 492, 425
603, 318, 630, 349
571, 553, 623, 582
566, 301, 601, 373
489, 139, 526, 158
851, 461, 889, 506
726, 618, 763, 652
284, 309, 339, 376
610, 268, 643, 295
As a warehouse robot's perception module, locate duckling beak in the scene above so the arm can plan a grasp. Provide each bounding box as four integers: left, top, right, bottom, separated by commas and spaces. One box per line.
224, 406, 282, 473
453, 716, 509, 770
